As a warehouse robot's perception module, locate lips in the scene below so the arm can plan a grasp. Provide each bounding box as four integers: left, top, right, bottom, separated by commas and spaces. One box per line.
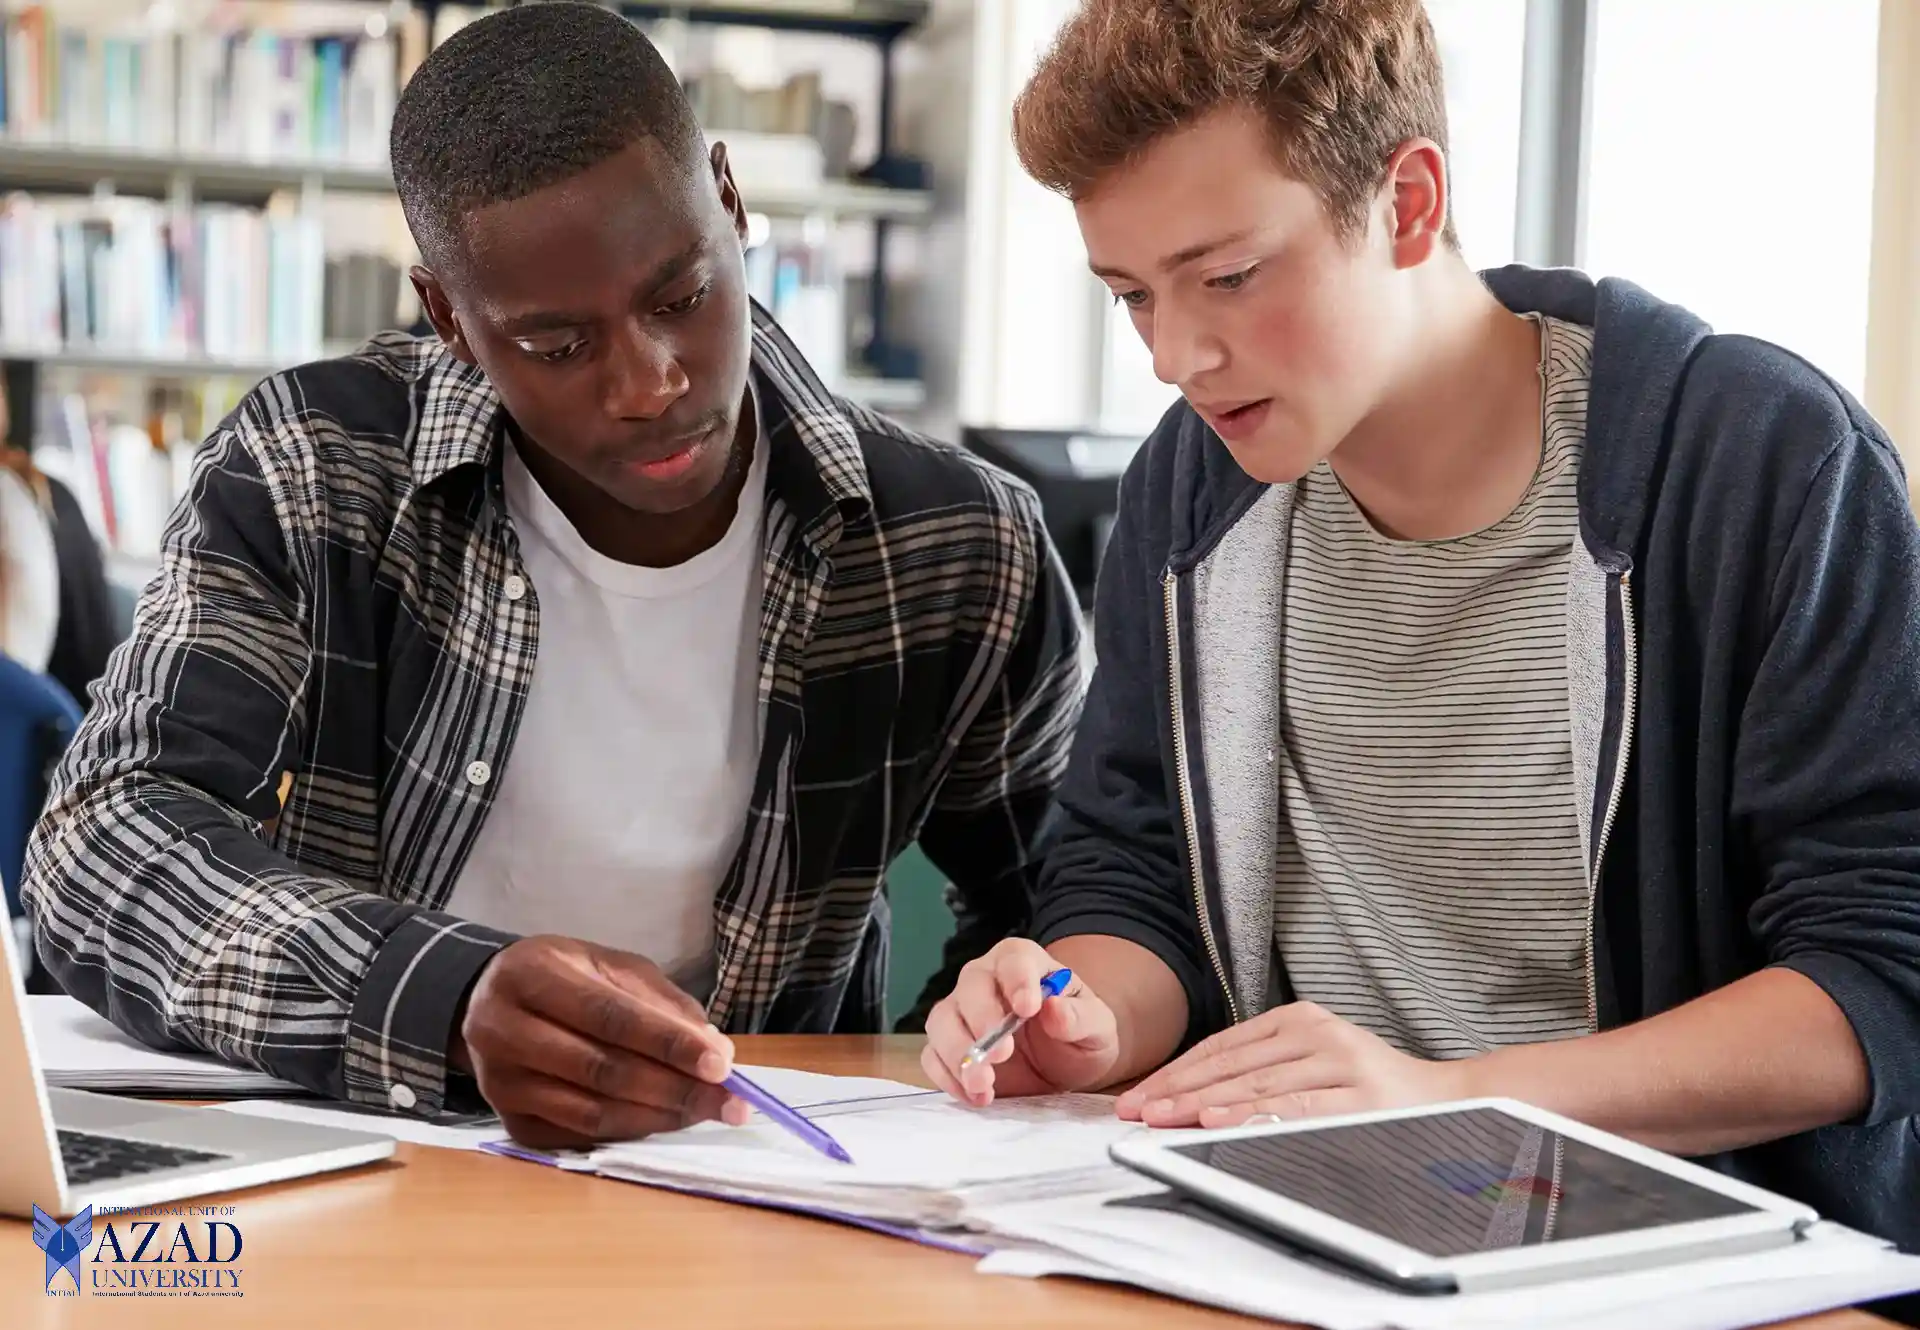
621, 422, 718, 482
1195, 397, 1273, 445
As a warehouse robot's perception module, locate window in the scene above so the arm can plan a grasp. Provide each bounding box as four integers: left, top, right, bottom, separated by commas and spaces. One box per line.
1426, 0, 1529, 272
1584, 0, 1883, 395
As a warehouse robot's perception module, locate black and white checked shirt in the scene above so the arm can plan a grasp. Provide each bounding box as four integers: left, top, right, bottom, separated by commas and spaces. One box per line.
23, 305, 1084, 1119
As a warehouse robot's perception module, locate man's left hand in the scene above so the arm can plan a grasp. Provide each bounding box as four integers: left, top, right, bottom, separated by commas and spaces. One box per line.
1113, 1001, 1469, 1129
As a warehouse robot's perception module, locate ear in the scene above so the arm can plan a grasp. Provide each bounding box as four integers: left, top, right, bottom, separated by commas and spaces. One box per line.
1381, 137, 1449, 269
410, 266, 477, 366
709, 141, 750, 249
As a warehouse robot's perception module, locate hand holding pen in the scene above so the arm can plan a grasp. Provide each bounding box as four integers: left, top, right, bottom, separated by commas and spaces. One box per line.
919, 939, 1122, 1106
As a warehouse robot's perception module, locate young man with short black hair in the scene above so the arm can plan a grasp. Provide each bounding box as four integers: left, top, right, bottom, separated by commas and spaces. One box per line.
921, 0, 1920, 1255
26, 3, 1082, 1151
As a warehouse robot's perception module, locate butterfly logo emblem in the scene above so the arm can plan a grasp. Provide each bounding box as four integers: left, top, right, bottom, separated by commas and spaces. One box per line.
31, 1205, 92, 1293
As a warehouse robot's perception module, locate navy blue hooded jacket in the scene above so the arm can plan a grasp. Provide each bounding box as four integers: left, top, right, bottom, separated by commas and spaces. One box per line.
1033, 266, 1920, 1249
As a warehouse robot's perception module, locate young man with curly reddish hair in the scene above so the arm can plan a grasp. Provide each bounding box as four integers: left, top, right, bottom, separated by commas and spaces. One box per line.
921, 0, 1920, 1252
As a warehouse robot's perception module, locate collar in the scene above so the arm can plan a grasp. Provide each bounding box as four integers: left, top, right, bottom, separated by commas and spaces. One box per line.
746, 300, 871, 553
408, 301, 873, 552
410, 348, 503, 490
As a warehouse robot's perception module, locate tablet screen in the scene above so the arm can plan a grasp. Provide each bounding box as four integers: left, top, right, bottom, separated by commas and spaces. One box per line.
1169, 1108, 1759, 1258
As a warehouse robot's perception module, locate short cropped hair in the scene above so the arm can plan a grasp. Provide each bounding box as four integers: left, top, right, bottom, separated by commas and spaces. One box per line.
1013, 0, 1457, 248
390, 1, 706, 265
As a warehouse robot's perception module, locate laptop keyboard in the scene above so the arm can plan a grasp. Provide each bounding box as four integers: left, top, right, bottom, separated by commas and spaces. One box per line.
57, 1130, 231, 1186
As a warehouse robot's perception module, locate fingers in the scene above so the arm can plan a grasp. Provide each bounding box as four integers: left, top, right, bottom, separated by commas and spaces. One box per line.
464, 938, 742, 1143
499, 1113, 595, 1153
1034, 990, 1115, 1051
924, 998, 995, 1106
920, 939, 1122, 1105
990, 941, 1067, 1020
920, 1039, 972, 1105
926, 946, 1041, 1102
493, 1070, 700, 1147
1117, 1004, 1326, 1115
939, 942, 1049, 1100
1197, 1087, 1360, 1129
947, 938, 1062, 1044
496, 1012, 733, 1122
1136, 1056, 1346, 1128
953, 964, 1018, 1044
517, 944, 732, 1082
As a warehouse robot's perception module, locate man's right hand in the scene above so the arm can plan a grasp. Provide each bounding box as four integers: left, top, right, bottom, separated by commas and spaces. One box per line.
450, 935, 747, 1150
921, 938, 1122, 1106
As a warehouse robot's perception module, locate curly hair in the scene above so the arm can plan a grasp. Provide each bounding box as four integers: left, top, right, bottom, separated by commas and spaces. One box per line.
1013, 0, 1457, 248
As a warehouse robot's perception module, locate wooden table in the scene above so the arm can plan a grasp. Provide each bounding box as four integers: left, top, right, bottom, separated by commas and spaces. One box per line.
0, 1036, 1897, 1329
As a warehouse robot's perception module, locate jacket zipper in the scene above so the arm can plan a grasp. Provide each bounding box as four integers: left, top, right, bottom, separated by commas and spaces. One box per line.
1163, 568, 1240, 1024
1584, 570, 1637, 1033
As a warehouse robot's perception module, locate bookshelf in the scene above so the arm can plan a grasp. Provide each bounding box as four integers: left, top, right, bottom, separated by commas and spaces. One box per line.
745, 177, 931, 220
6, 342, 922, 411
630, 0, 934, 379
0, 0, 940, 594
620, 2, 930, 41
0, 140, 394, 201
0, 344, 358, 381
0, 140, 930, 218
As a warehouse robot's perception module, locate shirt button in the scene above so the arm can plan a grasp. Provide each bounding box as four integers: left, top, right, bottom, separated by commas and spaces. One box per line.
388, 1082, 417, 1112
466, 760, 492, 787
503, 575, 527, 603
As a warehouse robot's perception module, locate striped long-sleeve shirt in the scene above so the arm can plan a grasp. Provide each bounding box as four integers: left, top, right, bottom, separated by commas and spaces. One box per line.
23, 304, 1084, 1120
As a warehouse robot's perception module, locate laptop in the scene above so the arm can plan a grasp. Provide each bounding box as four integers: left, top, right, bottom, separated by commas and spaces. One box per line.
1, 924, 395, 1219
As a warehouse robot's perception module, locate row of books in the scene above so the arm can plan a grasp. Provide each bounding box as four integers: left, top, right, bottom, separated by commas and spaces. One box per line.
0, 192, 327, 364
682, 68, 861, 181
0, 8, 398, 165
30, 373, 251, 563
745, 228, 848, 387
0, 201, 856, 384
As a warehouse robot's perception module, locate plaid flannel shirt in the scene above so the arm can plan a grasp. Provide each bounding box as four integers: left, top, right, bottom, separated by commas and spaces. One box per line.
23, 305, 1084, 1119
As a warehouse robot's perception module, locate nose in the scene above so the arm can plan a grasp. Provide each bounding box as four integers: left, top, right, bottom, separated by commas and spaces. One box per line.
602, 319, 689, 420
1148, 298, 1227, 390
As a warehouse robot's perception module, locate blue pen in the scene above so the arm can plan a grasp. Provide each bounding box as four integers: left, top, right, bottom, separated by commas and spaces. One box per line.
721, 1070, 854, 1165
959, 967, 1073, 1071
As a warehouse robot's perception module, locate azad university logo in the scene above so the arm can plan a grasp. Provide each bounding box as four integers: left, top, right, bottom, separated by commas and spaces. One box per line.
29, 1204, 244, 1297
31, 1205, 90, 1294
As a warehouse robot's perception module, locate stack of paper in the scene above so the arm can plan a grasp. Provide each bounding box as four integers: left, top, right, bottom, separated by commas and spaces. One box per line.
27, 996, 305, 1098
583, 1066, 1920, 1330
972, 1182, 1920, 1330
590, 1066, 1143, 1228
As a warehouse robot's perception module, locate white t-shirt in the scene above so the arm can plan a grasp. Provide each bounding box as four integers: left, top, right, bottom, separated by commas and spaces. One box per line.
445, 418, 769, 1004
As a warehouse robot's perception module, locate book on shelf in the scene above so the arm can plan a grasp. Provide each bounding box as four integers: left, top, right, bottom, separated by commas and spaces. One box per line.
746, 224, 849, 388
31, 373, 245, 572
0, 5, 396, 167
0, 190, 326, 365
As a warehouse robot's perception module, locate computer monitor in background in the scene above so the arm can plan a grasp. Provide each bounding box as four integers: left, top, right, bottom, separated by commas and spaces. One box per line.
961, 427, 1142, 610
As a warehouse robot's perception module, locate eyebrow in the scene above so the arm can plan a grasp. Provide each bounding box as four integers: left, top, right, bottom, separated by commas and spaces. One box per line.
494, 237, 709, 336
1090, 227, 1258, 281
496, 309, 591, 337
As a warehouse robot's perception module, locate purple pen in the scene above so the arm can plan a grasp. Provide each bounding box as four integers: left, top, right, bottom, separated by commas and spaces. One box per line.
721, 1071, 855, 1165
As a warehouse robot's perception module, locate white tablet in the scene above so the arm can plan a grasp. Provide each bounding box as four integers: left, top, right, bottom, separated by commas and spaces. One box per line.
1107, 1097, 1818, 1294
